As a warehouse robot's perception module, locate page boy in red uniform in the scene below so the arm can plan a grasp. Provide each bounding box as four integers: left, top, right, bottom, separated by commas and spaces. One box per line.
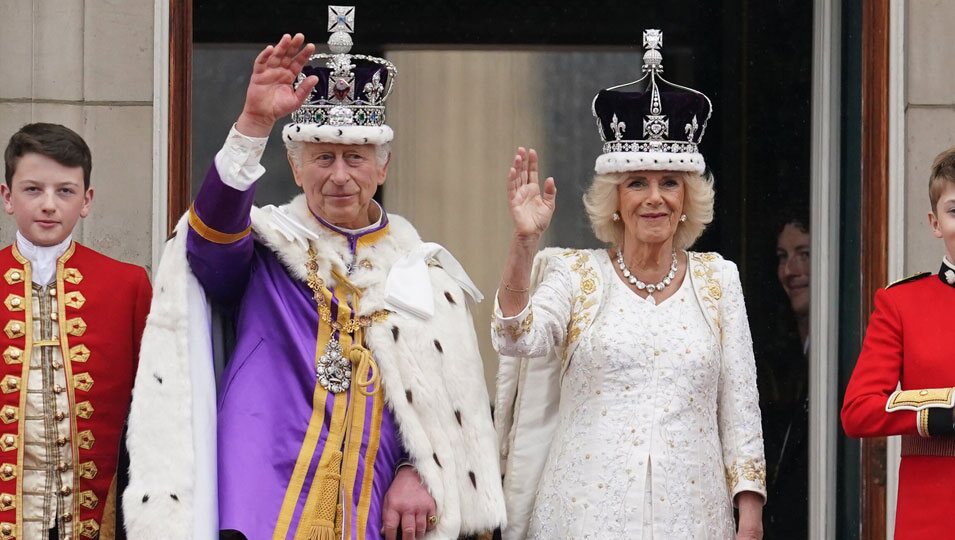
842, 146, 955, 539
0, 123, 151, 539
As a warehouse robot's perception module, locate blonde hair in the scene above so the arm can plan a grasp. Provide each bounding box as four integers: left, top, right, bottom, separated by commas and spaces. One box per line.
583, 170, 715, 249
929, 146, 955, 213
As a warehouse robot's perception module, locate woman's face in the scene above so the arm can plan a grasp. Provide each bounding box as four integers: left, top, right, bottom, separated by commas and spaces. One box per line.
616, 171, 685, 247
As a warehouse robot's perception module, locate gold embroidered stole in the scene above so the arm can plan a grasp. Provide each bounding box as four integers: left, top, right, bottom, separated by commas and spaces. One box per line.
274, 272, 385, 540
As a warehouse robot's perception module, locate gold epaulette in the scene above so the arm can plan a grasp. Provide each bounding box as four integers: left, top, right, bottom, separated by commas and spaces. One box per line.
885, 272, 931, 289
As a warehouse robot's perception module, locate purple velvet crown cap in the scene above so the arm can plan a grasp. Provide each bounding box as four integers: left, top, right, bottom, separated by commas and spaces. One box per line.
593, 81, 711, 147
591, 29, 712, 175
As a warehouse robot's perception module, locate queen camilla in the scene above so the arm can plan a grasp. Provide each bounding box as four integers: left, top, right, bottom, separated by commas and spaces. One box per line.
492, 30, 767, 539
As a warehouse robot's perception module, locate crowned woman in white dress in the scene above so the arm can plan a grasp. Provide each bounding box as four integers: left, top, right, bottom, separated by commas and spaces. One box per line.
492, 30, 766, 540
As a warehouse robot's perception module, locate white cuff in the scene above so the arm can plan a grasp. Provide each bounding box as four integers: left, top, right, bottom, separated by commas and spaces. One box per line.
214, 124, 269, 191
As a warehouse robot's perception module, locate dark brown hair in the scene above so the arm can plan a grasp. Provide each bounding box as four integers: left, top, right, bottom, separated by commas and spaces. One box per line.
4, 123, 92, 189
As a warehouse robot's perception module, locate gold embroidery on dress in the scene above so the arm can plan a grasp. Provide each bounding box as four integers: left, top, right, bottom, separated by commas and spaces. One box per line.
495, 312, 534, 342
725, 458, 767, 490
562, 250, 599, 359
690, 252, 722, 335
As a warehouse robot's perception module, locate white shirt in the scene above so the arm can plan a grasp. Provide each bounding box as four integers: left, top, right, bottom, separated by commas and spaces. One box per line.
15, 231, 71, 285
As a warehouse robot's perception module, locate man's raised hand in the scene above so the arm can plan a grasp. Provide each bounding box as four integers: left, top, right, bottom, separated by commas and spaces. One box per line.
236, 33, 318, 138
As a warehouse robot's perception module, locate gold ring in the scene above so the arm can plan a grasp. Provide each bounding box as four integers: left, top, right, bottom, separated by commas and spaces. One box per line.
427, 515, 438, 527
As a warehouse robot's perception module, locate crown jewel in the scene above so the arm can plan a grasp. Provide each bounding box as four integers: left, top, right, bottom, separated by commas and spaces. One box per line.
591, 29, 713, 174
284, 6, 397, 144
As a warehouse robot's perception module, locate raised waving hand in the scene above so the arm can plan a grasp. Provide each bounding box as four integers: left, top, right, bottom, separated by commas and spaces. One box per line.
507, 147, 557, 240
236, 33, 319, 138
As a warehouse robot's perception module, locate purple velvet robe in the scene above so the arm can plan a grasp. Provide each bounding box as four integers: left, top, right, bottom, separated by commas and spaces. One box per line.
186, 165, 405, 539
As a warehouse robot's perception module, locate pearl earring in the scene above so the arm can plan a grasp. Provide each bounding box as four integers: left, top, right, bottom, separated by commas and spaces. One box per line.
680, 214, 687, 222
612, 212, 621, 222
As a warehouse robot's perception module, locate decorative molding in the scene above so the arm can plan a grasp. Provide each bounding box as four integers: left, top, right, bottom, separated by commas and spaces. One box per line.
809, 1, 842, 538
152, 0, 170, 274
885, 0, 906, 537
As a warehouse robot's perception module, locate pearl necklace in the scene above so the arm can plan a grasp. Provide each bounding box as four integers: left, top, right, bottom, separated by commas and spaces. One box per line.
615, 249, 678, 295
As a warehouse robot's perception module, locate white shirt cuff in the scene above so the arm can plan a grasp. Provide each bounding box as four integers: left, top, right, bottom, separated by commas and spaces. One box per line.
213, 124, 269, 191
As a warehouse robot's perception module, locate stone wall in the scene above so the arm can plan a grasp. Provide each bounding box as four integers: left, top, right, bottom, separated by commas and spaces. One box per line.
0, 0, 155, 270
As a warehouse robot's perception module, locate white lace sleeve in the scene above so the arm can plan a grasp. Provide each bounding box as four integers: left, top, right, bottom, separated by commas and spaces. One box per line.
490, 255, 574, 358
716, 260, 768, 502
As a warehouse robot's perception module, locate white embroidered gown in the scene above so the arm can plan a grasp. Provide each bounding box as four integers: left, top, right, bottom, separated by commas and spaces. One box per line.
493, 250, 766, 539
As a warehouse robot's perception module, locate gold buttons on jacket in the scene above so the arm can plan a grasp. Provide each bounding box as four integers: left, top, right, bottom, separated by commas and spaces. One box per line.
0, 464, 15, 481
0, 407, 15, 425
77, 430, 95, 450
73, 372, 94, 392
2, 295, 23, 312
63, 268, 83, 285
1, 347, 21, 366
0, 493, 12, 511
78, 461, 97, 479
3, 269, 23, 285
0, 435, 15, 452
79, 490, 98, 510
54, 410, 66, 421
52, 384, 64, 394
48, 288, 56, 297
64, 291, 86, 309
79, 519, 100, 539
75, 401, 94, 420
0, 376, 19, 394
50, 311, 58, 321
56, 436, 68, 447
2, 322, 23, 340
57, 461, 70, 472
0, 522, 12, 540
59, 485, 72, 496
61, 512, 73, 522
66, 317, 87, 337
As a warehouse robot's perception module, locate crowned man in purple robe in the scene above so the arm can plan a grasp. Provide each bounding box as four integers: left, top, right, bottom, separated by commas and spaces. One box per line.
122, 8, 505, 540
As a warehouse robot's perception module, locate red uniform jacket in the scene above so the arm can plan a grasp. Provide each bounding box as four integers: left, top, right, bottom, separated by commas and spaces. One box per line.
842, 273, 955, 539
0, 242, 150, 539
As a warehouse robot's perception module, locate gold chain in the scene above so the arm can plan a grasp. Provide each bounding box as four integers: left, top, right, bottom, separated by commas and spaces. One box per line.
306, 245, 390, 334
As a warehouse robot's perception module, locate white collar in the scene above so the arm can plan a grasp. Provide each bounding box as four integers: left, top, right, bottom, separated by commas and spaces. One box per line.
15, 231, 72, 284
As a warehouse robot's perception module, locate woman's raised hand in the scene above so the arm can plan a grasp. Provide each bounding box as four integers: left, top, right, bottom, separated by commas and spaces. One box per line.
507, 147, 557, 241
236, 33, 319, 138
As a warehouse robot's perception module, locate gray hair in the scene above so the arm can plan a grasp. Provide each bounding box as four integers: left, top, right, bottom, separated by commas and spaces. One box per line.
285, 140, 391, 168
583, 170, 715, 250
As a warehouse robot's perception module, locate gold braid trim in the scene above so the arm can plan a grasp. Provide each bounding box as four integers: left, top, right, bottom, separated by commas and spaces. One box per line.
188, 203, 252, 244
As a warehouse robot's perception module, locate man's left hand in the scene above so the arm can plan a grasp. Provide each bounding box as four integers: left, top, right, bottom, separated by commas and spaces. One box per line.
382, 466, 437, 540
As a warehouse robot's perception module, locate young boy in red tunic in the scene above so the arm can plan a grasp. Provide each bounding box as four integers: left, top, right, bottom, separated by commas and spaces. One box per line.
842, 146, 955, 539
0, 123, 151, 540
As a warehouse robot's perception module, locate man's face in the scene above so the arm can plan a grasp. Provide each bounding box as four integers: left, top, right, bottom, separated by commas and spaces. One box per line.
929, 182, 955, 262
776, 223, 811, 318
289, 143, 388, 229
1, 153, 93, 247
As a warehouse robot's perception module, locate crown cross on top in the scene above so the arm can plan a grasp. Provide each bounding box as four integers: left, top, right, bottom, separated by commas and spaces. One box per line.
328, 6, 355, 33
642, 29, 664, 74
